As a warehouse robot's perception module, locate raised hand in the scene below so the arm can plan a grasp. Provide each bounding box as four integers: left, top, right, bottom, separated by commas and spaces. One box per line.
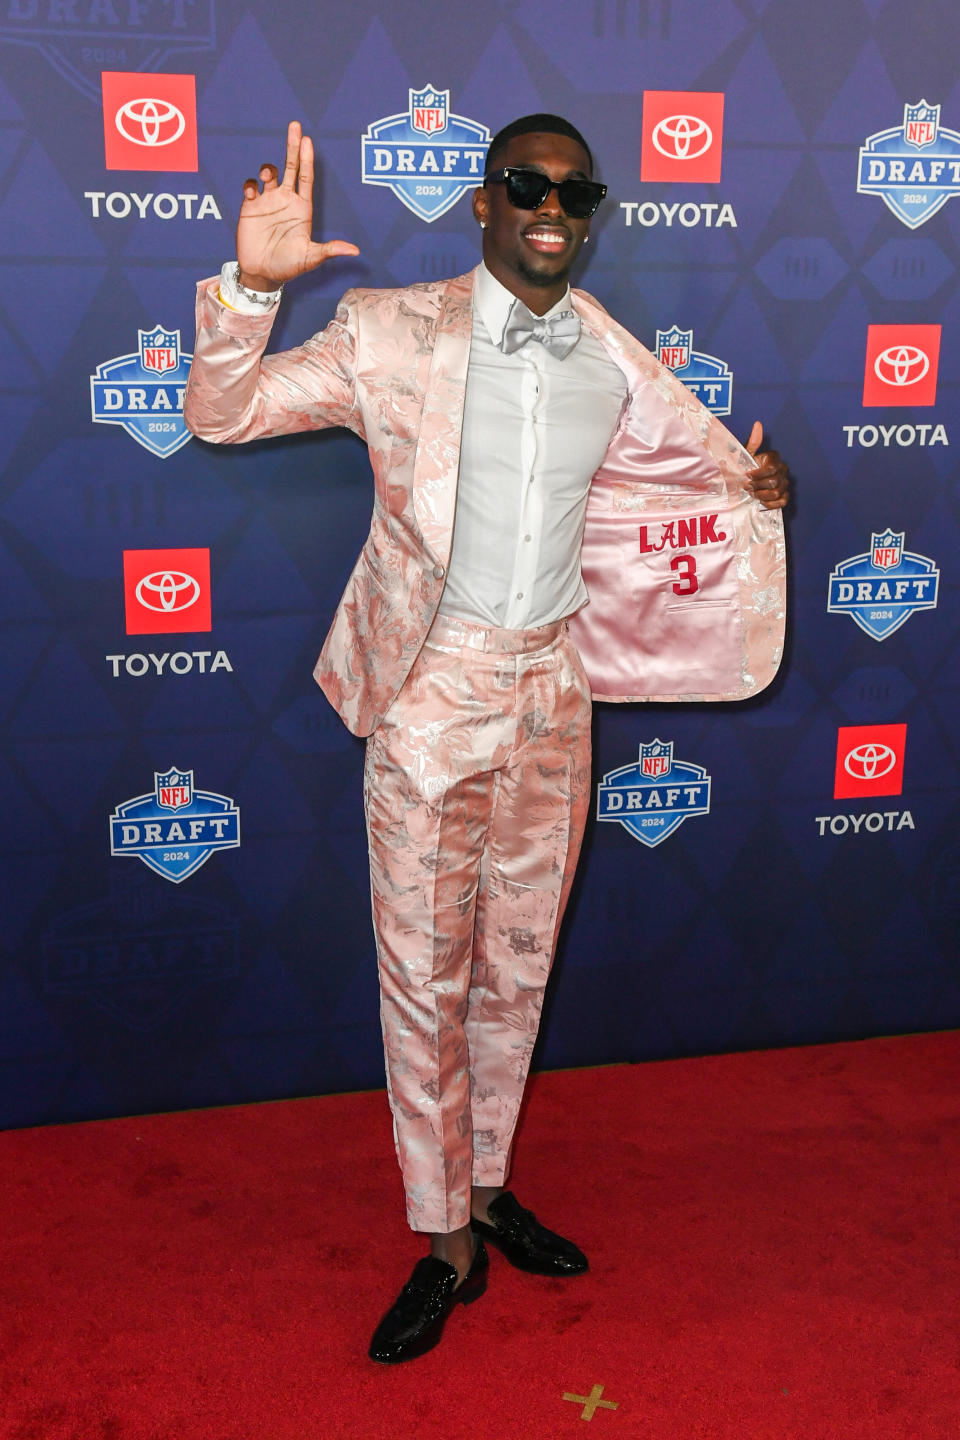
743, 421, 789, 510
236, 120, 359, 291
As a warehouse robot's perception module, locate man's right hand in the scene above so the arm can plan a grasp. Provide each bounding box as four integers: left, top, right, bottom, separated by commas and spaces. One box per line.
236, 120, 359, 291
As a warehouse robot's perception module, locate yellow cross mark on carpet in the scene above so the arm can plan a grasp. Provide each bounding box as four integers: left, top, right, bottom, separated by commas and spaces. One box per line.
562, 1383, 619, 1420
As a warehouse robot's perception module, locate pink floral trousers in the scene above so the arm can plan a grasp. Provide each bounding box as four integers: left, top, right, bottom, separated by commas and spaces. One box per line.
363, 614, 593, 1232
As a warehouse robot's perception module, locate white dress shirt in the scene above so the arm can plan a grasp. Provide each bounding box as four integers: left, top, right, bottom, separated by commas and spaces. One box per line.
220, 259, 628, 629
441, 263, 626, 629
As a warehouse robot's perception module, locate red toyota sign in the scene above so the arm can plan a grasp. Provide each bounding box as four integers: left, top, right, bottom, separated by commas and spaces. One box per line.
862, 324, 940, 407
123, 548, 211, 635
102, 71, 198, 172
834, 724, 907, 800
640, 91, 724, 184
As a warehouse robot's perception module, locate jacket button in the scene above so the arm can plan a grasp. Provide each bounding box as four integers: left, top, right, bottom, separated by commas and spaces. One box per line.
433, 564, 445, 579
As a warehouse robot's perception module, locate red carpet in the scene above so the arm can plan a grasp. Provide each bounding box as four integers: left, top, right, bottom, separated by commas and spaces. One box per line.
3, 1032, 959, 1439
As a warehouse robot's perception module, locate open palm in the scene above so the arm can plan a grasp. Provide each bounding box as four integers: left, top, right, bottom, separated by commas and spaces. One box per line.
236, 120, 359, 289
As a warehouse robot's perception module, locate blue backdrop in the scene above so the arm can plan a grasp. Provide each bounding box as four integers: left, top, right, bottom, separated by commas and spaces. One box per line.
1, 0, 958, 1128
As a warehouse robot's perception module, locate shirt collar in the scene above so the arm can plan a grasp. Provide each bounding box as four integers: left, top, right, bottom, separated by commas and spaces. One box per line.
474, 261, 573, 346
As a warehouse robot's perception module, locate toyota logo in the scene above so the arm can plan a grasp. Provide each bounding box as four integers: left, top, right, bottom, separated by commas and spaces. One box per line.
844, 743, 897, 780
652, 114, 713, 160
135, 570, 201, 612
874, 344, 929, 387
115, 98, 186, 148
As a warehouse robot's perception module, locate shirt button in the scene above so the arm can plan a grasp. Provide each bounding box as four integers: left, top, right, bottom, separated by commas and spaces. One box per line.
433, 564, 445, 578
516, 591, 524, 600
524, 534, 532, 542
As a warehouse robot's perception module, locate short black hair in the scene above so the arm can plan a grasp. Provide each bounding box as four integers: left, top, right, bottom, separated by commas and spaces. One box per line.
485, 113, 594, 176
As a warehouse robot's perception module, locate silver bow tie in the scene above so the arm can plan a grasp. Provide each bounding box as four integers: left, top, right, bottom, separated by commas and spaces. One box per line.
500, 301, 581, 360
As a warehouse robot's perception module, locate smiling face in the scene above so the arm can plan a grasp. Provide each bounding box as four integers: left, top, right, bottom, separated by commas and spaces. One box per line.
472, 131, 594, 315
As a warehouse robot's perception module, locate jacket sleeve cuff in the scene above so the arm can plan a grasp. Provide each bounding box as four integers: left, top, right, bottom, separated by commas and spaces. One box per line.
196, 275, 278, 340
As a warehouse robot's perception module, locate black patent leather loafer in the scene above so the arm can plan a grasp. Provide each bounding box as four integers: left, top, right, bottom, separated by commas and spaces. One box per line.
471, 1191, 588, 1276
368, 1240, 488, 1364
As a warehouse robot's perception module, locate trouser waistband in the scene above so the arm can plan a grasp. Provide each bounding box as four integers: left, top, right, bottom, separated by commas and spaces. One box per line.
427, 612, 567, 656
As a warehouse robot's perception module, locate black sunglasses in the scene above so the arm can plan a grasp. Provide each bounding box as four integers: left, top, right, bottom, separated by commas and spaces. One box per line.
483, 167, 607, 219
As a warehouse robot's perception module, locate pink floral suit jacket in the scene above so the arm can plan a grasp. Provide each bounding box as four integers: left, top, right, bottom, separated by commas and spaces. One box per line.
184, 267, 785, 737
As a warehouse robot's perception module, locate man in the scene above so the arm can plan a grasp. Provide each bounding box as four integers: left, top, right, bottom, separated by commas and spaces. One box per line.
184, 113, 788, 1364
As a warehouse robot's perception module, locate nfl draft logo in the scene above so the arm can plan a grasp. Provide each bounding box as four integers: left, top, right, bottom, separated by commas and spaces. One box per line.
361, 85, 490, 221
0, 9, 214, 105
858, 100, 960, 228
42, 871, 239, 1031
140, 328, 179, 372
90, 325, 193, 458
827, 529, 939, 640
596, 740, 711, 848
656, 325, 733, 416
110, 767, 240, 883
411, 86, 447, 133
904, 101, 938, 147
873, 531, 902, 569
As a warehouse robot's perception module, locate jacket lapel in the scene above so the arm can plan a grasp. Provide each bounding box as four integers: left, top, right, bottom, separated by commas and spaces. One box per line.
573, 289, 658, 422
572, 287, 754, 489
411, 269, 475, 563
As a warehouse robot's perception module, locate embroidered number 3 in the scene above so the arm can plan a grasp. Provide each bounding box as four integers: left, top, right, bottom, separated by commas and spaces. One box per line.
670, 554, 699, 596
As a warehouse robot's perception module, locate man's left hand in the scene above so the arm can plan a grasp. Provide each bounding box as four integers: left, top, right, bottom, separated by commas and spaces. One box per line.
743, 420, 789, 510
